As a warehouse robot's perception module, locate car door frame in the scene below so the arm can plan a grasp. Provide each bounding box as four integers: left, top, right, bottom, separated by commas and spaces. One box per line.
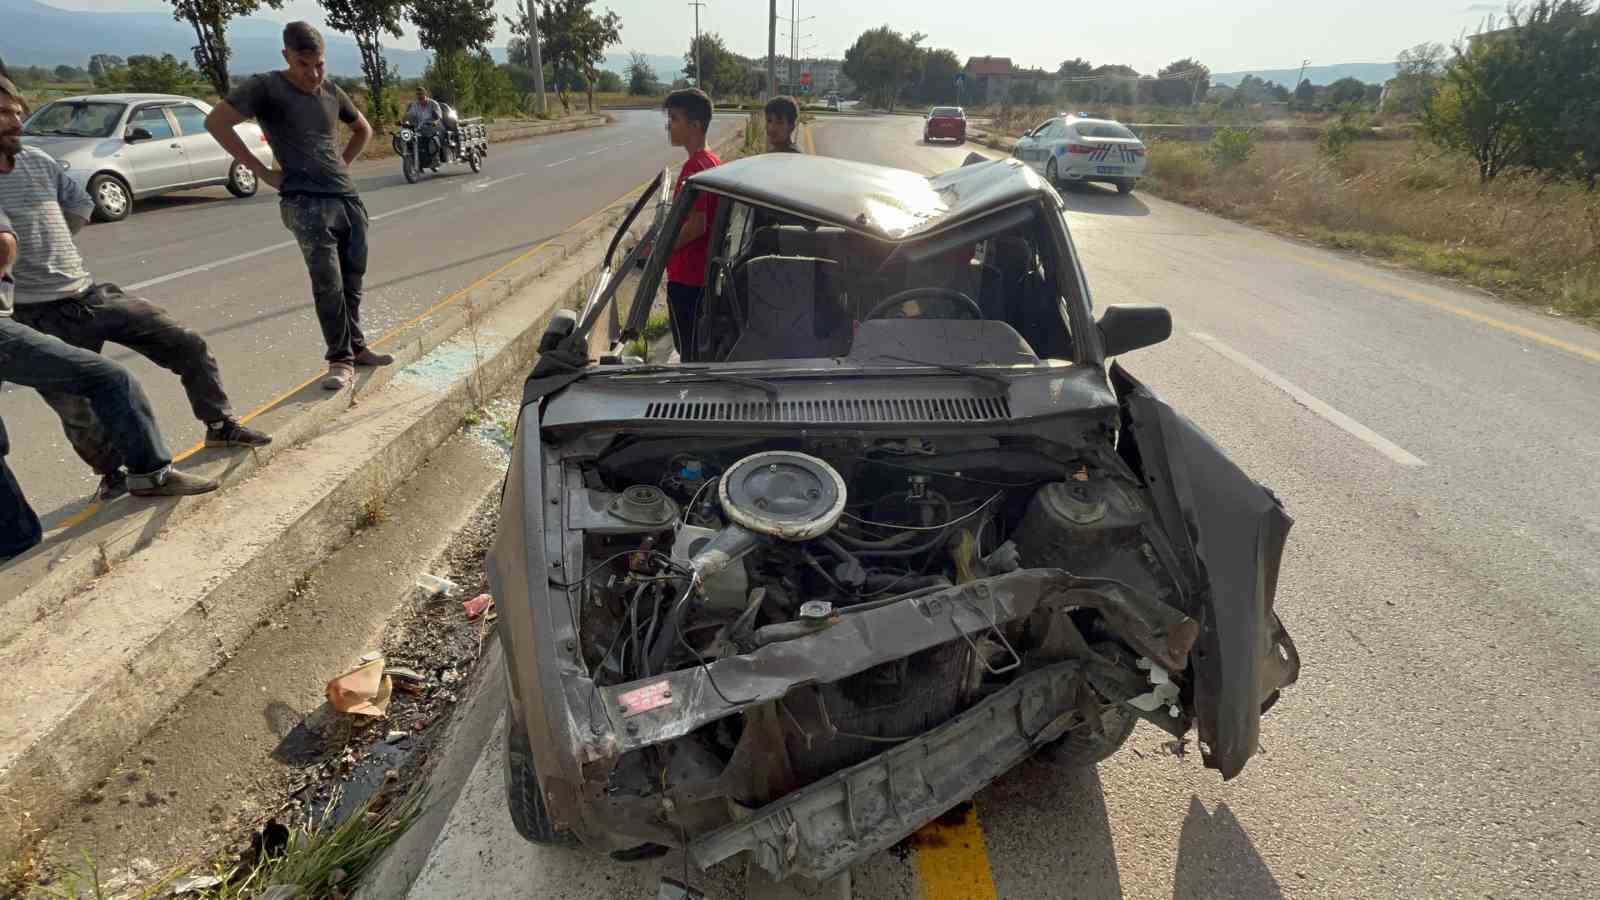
168, 101, 227, 186
121, 103, 191, 195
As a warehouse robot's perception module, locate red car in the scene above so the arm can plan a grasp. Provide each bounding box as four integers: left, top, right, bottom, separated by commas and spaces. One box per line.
923, 106, 966, 143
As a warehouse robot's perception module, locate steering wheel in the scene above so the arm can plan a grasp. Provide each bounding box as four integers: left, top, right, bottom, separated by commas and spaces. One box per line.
864, 287, 984, 321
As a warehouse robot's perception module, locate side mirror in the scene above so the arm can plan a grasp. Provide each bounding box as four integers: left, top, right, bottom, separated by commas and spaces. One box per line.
125, 126, 154, 143
1096, 305, 1172, 356
539, 309, 578, 353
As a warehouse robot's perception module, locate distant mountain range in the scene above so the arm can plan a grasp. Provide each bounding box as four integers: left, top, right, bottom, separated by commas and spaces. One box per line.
1211, 62, 1399, 88
0, 0, 682, 80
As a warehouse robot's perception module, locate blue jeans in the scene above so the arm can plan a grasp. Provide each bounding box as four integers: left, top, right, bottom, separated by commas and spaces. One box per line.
0, 317, 172, 479
0, 414, 40, 560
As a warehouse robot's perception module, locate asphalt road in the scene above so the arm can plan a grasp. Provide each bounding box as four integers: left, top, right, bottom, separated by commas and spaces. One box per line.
1, 109, 737, 520
395, 115, 1600, 900
810, 114, 1600, 898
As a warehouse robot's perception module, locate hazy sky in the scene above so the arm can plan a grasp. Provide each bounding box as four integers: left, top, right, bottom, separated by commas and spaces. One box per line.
47, 0, 1502, 72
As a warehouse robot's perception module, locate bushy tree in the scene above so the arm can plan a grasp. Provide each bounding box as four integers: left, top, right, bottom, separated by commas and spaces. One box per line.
533, 0, 622, 113
1057, 57, 1094, 103
321, 0, 406, 131
1424, 0, 1600, 183
596, 69, 623, 93
1328, 77, 1369, 107
411, 0, 497, 56
98, 54, 201, 94
168, 0, 286, 97
88, 55, 125, 80
842, 25, 925, 112
911, 47, 960, 104
1293, 78, 1315, 107
681, 33, 745, 98
1389, 42, 1445, 114
626, 50, 656, 95
1154, 58, 1209, 106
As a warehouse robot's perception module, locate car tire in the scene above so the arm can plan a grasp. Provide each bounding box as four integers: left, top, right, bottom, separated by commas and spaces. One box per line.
88, 173, 131, 223
1035, 700, 1138, 769
225, 162, 258, 198
1117, 179, 1135, 195
505, 707, 579, 847
1044, 157, 1059, 185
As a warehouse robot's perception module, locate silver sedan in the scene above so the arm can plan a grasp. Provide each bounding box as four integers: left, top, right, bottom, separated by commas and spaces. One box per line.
21, 92, 274, 222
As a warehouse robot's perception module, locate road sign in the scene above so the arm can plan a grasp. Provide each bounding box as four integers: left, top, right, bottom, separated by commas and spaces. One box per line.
954, 72, 966, 86
800, 71, 812, 86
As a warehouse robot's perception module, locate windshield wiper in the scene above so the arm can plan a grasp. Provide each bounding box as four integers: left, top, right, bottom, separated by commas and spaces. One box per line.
872, 354, 1013, 389
599, 365, 780, 401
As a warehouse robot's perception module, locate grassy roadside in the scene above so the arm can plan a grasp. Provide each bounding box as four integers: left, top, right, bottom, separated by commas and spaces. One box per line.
1135, 139, 1600, 324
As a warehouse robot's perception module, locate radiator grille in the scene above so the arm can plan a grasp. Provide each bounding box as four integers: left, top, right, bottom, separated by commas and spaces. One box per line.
643, 396, 1011, 424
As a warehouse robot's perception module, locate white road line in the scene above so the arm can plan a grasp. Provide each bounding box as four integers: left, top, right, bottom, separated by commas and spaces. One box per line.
1189, 331, 1427, 468
545, 157, 576, 167
615, 140, 633, 147
585, 146, 610, 156
124, 197, 445, 291
464, 172, 527, 192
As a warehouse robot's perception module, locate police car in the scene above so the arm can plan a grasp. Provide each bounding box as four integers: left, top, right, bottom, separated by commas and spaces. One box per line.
1011, 113, 1147, 194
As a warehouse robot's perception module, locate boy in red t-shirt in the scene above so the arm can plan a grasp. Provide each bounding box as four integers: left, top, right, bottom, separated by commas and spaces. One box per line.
662, 89, 721, 360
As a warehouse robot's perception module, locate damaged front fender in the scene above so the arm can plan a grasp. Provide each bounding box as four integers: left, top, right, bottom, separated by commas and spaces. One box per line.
1109, 363, 1301, 779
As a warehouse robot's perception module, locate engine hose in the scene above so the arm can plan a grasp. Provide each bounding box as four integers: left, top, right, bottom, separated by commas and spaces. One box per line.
646, 577, 696, 674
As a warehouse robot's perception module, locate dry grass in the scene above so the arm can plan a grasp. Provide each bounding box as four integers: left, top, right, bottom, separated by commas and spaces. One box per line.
971, 102, 1373, 134
1141, 139, 1600, 324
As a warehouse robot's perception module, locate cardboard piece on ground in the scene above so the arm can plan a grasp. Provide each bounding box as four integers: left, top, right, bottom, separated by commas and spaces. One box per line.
463, 593, 494, 619
325, 657, 393, 717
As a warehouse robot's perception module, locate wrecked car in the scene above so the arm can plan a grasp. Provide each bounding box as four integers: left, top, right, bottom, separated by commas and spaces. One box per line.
489, 153, 1300, 884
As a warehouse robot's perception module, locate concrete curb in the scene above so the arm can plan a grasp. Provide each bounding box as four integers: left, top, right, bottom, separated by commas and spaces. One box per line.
0, 237, 610, 863
0, 125, 749, 865
0, 178, 627, 646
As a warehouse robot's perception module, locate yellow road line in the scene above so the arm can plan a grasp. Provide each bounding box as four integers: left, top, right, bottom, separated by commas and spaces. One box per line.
803, 119, 818, 155
1268, 248, 1600, 365
914, 803, 999, 900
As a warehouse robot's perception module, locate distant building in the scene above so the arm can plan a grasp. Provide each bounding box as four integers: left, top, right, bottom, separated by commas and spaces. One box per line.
965, 56, 1014, 103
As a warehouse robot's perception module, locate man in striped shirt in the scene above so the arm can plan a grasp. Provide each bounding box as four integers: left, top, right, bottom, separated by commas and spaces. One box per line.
0, 78, 267, 499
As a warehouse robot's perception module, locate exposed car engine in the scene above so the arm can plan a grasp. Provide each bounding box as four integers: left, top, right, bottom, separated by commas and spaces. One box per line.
559, 433, 1183, 806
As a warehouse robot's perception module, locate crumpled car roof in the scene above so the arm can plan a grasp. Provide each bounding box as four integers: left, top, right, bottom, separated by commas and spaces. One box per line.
687, 153, 1052, 240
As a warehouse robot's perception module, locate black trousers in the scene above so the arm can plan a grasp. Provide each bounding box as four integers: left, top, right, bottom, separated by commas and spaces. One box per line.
12, 284, 224, 477
666, 282, 703, 362
281, 194, 371, 363
0, 415, 42, 561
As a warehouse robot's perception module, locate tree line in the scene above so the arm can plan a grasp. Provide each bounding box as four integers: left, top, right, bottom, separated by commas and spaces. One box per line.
49, 0, 630, 129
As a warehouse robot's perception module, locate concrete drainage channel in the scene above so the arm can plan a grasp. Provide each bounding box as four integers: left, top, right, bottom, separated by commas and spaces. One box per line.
1, 129, 796, 898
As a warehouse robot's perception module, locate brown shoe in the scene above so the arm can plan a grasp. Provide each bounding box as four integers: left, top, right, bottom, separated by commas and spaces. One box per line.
322, 361, 355, 390
128, 468, 219, 497
353, 347, 394, 367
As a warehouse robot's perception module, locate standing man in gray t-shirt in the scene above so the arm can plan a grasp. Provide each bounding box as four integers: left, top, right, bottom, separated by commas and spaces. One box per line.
206, 21, 391, 391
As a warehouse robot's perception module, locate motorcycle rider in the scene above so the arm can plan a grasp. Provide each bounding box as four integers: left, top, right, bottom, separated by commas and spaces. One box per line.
404, 87, 448, 164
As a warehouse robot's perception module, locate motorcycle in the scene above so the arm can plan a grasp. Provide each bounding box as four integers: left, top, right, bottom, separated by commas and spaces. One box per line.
393, 107, 489, 183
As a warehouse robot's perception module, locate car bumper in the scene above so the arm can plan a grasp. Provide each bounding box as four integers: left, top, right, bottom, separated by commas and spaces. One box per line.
1058, 158, 1146, 180
926, 125, 965, 140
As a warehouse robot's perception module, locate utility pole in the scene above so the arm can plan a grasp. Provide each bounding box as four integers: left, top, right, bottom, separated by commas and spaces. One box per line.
1296, 58, 1310, 90
767, 0, 777, 100
689, 1, 707, 90
525, 0, 546, 116
789, 0, 797, 89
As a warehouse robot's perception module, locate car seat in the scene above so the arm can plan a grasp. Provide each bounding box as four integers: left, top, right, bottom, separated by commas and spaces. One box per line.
724, 256, 850, 361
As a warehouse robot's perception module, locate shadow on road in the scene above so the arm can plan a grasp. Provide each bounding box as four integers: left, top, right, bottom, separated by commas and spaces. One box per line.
978, 757, 1124, 896
1172, 796, 1283, 900
1059, 182, 1152, 217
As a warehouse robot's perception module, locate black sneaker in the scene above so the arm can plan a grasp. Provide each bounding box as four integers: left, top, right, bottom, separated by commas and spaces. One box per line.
97, 471, 128, 501
205, 420, 273, 448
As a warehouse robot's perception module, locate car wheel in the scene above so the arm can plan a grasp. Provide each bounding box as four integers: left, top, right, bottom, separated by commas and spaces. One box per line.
225, 162, 258, 198
1045, 157, 1059, 185
505, 707, 578, 847
1035, 700, 1138, 769
1117, 179, 1136, 195
88, 174, 131, 222
922, 130, 930, 143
